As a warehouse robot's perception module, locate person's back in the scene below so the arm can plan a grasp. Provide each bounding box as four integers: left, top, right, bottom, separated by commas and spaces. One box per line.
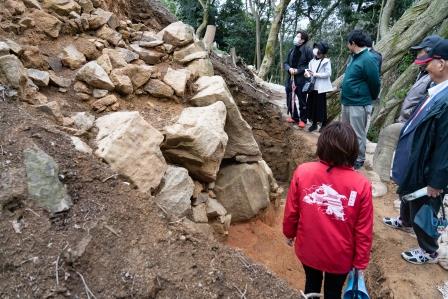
286, 161, 372, 273
398, 73, 432, 122
341, 49, 381, 106
283, 122, 373, 298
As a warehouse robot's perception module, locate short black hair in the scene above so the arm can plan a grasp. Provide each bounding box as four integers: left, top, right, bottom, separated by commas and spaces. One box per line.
297, 30, 309, 44
317, 121, 359, 167
365, 35, 373, 48
347, 30, 370, 47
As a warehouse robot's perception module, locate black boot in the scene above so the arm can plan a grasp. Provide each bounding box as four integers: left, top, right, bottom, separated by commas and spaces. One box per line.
308, 123, 318, 132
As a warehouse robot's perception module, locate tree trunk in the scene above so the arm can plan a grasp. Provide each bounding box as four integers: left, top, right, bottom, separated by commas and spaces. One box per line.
379, 0, 395, 39
327, 0, 448, 121
203, 25, 216, 50
308, 0, 342, 37
258, 0, 291, 80
196, 0, 210, 38
248, 0, 262, 70
279, 20, 285, 83
376, 0, 385, 42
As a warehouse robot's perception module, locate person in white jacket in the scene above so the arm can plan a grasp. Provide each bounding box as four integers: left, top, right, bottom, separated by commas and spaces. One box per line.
304, 42, 333, 132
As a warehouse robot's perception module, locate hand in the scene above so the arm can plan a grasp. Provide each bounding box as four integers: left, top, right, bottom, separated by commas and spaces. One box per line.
289, 68, 296, 75
286, 238, 294, 247
427, 186, 443, 198
308, 70, 315, 76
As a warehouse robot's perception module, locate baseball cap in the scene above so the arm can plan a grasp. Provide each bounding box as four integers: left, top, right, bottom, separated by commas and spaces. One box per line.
410, 35, 443, 51
414, 39, 448, 65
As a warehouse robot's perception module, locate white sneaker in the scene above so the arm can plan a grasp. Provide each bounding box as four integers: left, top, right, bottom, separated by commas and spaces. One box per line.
401, 247, 439, 264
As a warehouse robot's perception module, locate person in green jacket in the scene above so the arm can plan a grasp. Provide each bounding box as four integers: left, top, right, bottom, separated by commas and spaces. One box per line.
341, 30, 381, 169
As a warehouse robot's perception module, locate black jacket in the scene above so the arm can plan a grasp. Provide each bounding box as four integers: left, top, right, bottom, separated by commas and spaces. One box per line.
392, 85, 448, 195
284, 44, 313, 86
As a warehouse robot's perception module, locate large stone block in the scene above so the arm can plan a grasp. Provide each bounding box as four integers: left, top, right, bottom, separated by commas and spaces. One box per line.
155, 165, 194, 218
373, 123, 404, 182
163, 67, 190, 97
191, 76, 261, 160
24, 146, 73, 213
95, 111, 167, 193
173, 42, 208, 64
157, 21, 194, 47
163, 101, 228, 182
28, 10, 62, 38
43, 0, 81, 16
215, 162, 270, 222
76, 61, 114, 90
187, 59, 214, 78
0, 55, 27, 96
60, 44, 86, 70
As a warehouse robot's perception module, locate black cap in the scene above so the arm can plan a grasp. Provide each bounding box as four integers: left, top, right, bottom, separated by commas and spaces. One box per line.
410, 35, 443, 51
414, 39, 448, 65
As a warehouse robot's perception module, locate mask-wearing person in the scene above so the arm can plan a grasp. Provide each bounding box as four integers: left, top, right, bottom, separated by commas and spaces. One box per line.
313, 48, 319, 58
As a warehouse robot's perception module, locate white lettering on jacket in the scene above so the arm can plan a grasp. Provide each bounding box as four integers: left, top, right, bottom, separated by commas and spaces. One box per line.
304, 184, 348, 221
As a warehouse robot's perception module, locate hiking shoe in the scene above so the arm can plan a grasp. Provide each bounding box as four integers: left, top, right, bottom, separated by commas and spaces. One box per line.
383, 216, 413, 233
401, 247, 439, 264
298, 121, 306, 128
308, 123, 318, 132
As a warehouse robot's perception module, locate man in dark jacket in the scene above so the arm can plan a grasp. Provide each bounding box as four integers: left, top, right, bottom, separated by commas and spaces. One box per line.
397, 35, 442, 122
284, 30, 313, 128
340, 30, 381, 169
391, 39, 448, 265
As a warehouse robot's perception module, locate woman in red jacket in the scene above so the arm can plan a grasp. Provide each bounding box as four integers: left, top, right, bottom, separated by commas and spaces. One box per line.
283, 121, 373, 298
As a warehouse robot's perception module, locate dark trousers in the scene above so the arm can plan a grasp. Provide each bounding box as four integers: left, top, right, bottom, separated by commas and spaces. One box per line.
302, 264, 348, 299
286, 81, 308, 122
399, 195, 443, 253
307, 90, 327, 125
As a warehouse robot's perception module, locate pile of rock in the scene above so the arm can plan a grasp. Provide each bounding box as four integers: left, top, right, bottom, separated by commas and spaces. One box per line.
0, 0, 281, 238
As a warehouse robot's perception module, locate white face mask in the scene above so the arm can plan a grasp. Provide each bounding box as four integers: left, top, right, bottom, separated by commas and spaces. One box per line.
313, 48, 319, 56
294, 35, 303, 46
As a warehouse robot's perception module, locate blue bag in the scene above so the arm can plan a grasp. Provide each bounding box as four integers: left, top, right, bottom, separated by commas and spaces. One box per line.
343, 269, 370, 299
414, 198, 447, 239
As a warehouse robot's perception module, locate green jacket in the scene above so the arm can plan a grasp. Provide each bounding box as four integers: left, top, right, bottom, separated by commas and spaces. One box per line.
341, 49, 381, 106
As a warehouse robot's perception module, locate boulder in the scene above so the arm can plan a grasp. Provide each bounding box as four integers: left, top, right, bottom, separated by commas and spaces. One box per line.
1, 39, 22, 55
111, 74, 133, 95
129, 44, 164, 65
72, 111, 95, 131
113, 47, 139, 63
5, 0, 26, 15
0, 55, 27, 97
366, 170, 388, 198
155, 165, 194, 217
60, 45, 86, 70
110, 64, 153, 89
91, 94, 118, 112
139, 40, 164, 48
36, 101, 64, 123
96, 25, 122, 47
215, 163, 270, 222
21, 46, 49, 70
157, 21, 194, 47
96, 53, 112, 74
163, 67, 190, 97
173, 42, 208, 64
0, 167, 28, 211
27, 69, 50, 87
76, 61, 114, 90
206, 197, 227, 219
92, 89, 108, 98
29, 10, 62, 38
73, 80, 92, 94
87, 8, 112, 29
373, 123, 404, 182
144, 79, 174, 98
0, 42, 10, 56
23, 0, 42, 9
187, 59, 214, 78
49, 72, 71, 88
78, 0, 94, 14
24, 146, 73, 213
44, 0, 81, 16
439, 230, 448, 270
192, 203, 208, 223
95, 111, 167, 193
102, 48, 127, 68
191, 76, 262, 160
71, 136, 92, 154
74, 38, 100, 60
163, 101, 228, 182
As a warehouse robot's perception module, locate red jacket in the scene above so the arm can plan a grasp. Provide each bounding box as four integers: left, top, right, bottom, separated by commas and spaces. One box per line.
283, 161, 373, 274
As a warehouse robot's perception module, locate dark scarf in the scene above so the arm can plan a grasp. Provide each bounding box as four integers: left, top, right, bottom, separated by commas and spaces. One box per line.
291, 45, 302, 67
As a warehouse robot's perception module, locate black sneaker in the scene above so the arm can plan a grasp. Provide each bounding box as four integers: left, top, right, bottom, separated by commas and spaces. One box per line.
308, 123, 318, 132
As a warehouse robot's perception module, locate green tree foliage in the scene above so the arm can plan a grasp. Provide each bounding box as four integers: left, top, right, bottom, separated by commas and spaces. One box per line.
216, 0, 256, 64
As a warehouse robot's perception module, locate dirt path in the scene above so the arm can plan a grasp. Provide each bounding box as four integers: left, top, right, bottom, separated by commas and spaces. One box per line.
226, 92, 448, 298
